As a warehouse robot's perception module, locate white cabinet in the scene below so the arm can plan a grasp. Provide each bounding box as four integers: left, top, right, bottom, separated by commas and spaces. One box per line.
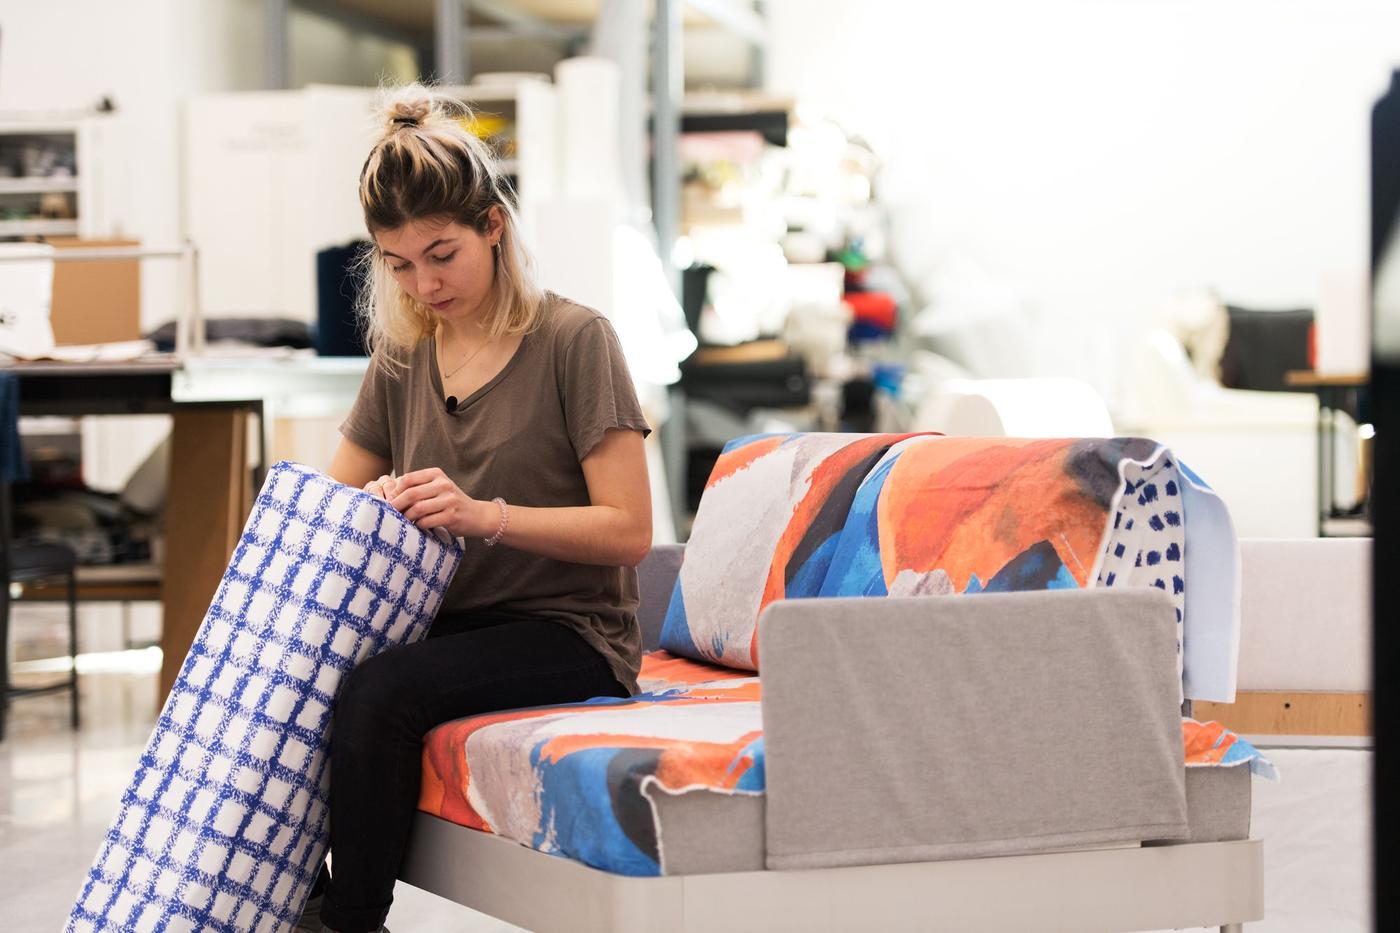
184, 81, 564, 324
184, 85, 377, 322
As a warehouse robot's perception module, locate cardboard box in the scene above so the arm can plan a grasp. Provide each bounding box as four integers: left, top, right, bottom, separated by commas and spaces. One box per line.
47, 237, 142, 346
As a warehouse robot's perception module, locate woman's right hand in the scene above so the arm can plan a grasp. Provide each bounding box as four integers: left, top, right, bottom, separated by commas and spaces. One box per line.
363, 474, 398, 500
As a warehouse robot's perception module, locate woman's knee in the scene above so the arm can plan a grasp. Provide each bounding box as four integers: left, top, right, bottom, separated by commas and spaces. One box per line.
334, 646, 418, 730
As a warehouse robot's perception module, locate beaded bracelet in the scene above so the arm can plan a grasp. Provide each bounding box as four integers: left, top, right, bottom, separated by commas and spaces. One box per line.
483, 496, 509, 547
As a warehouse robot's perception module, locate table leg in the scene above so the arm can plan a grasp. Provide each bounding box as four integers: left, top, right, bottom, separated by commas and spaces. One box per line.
1316, 389, 1326, 536
1326, 386, 1338, 529
159, 407, 252, 707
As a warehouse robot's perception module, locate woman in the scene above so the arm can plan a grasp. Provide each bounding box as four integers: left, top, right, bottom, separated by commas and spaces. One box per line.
300, 86, 652, 933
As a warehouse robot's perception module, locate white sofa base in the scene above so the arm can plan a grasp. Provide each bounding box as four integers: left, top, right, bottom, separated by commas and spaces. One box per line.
399, 813, 1263, 933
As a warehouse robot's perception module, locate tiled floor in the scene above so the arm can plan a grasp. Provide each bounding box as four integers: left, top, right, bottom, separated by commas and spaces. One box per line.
2, 604, 1374, 932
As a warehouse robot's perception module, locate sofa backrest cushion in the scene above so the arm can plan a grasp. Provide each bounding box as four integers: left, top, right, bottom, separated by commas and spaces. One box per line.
659, 433, 926, 669
660, 433, 1240, 700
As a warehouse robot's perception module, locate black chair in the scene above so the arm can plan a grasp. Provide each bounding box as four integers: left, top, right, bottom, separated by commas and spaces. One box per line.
1, 371, 81, 742
0, 507, 79, 742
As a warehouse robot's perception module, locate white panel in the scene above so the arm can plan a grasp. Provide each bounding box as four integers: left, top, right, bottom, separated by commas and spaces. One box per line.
185, 88, 374, 323
1119, 421, 1318, 540
526, 199, 616, 315
1236, 538, 1372, 692
514, 80, 559, 204
185, 92, 299, 317
555, 58, 624, 206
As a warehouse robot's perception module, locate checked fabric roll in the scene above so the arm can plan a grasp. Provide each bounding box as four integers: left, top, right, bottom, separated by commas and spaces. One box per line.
67, 461, 461, 932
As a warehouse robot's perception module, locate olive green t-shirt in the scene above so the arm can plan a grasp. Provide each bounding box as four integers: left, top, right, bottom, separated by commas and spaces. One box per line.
339, 294, 652, 694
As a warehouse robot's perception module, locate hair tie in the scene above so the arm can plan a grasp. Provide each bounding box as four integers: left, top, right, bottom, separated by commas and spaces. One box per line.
392, 115, 418, 127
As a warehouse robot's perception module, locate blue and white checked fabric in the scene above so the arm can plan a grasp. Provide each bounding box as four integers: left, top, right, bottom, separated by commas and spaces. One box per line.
67, 461, 461, 933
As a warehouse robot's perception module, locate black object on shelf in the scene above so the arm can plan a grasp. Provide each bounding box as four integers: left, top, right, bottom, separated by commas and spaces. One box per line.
650, 110, 789, 147
679, 354, 811, 415
1218, 305, 1314, 392
147, 318, 313, 352
685, 446, 725, 513
315, 241, 371, 357
680, 263, 715, 338
682, 110, 789, 147
840, 377, 876, 433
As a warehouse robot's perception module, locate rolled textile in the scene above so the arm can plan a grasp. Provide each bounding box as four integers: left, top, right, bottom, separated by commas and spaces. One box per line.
66, 461, 460, 933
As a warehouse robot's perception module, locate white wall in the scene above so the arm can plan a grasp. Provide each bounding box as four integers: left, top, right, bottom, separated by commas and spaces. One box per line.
766, 0, 1400, 399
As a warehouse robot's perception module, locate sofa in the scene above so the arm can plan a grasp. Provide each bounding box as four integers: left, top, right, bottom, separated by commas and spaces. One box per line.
395, 432, 1272, 933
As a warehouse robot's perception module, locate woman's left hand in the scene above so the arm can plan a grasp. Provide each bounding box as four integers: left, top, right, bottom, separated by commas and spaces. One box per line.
387, 467, 494, 537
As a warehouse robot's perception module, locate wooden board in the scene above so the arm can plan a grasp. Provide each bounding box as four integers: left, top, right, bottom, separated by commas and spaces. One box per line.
159, 408, 251, 705
18, 579, 161, 603
1284, 370, 1369, 388
1193, 690, 1372, 736
17, 563, 162, 603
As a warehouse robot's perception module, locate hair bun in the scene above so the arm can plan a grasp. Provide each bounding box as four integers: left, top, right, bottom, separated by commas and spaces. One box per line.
384, 96, 432, 132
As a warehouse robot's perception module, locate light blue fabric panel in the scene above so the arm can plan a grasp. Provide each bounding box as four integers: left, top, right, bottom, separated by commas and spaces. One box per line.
1177, 463, 1242, 703
66, 461, 460, 933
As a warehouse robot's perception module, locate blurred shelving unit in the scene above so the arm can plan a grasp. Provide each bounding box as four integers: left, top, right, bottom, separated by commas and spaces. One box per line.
440, 78, 560, 205
0, 119, 117, 240
265, 0, 772, 262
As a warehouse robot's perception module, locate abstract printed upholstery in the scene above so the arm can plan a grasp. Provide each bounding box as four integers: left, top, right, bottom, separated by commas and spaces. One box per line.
419, 650, 1274, 877
659, 433, 1237, 701
68, 461, 460, 933
421, 651, 761, 877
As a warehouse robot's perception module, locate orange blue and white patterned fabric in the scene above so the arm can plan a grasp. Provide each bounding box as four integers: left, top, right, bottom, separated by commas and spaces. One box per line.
1183, 718, 1279, 780
419, 651, 761, 877
417, 651, 1276, 877
659, 433, 1241, 703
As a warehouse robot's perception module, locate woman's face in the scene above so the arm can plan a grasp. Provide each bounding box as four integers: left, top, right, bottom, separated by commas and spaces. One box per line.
376, 210, 501, 325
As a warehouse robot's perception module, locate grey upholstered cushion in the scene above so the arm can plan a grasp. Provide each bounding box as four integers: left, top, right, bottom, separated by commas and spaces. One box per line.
758, 589, 1190, 870
637, 544, 684, 651
641, 766, 1250, 876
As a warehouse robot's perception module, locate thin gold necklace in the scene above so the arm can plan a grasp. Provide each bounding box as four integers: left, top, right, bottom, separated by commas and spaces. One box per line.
438, 327, 493, 381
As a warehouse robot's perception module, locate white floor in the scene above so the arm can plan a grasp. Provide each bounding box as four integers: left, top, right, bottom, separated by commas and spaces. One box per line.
1, 602, 1372, 932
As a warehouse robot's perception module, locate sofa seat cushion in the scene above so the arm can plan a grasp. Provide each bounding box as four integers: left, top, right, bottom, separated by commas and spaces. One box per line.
419, 650, 760, 877
418, 651, 1273, 877
658, 434, 1240, 703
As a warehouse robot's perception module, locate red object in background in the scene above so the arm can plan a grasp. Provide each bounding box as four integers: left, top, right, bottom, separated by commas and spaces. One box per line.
844, 291, 897, 331
1308, 322, 1317, 369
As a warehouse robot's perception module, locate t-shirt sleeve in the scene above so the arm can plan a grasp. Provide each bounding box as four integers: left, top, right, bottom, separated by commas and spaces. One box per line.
338, 354, 395, 461
561, 316, 652, 460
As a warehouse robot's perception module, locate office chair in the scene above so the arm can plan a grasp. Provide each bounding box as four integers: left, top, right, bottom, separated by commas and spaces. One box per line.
1, 372, 80, 742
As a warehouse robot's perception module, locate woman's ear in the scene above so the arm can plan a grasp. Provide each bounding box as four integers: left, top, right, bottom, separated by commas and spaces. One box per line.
486, 204, 505, 245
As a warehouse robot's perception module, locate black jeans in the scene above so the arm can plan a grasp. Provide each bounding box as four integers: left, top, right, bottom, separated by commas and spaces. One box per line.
318, 612, 629, 932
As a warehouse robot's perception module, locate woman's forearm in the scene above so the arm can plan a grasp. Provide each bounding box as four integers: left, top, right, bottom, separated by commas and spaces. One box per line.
480, 500, 651, 567
386, 432, 654, 568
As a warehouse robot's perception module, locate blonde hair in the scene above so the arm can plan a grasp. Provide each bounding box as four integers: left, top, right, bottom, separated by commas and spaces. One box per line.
355, 84, 544, 368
